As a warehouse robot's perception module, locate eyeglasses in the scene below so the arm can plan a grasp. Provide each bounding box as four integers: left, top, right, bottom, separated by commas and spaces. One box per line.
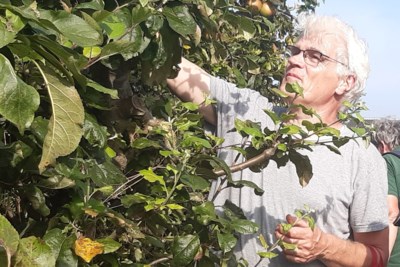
285, 45, 348, 68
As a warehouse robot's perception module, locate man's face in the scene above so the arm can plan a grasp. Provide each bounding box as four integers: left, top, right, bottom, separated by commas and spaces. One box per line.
279, 35, 346, 110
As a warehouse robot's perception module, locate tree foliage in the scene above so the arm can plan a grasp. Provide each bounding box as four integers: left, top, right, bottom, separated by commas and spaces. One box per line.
0, 0, 372, 266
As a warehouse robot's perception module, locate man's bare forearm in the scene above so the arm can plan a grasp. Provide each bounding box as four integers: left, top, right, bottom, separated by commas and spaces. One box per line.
318, 229, 388, 267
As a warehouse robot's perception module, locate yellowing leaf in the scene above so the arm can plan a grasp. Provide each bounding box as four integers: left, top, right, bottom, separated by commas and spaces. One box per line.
74, 237, 104, 263
84, 208, 99, 218
83, 46, 101, 58
37, 64, 84, 173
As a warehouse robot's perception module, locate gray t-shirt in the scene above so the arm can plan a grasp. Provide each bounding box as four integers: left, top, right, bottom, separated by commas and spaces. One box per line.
209, 76, 388, 266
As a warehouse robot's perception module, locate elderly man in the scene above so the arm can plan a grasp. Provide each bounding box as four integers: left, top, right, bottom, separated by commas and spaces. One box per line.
167, 15, 388, 266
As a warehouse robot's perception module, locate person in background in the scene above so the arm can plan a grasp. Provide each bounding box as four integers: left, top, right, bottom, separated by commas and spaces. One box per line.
168, 14, 388, 266
373, 118, 400, 266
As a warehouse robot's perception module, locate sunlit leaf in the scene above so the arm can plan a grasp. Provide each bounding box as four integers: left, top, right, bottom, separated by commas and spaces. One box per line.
0, 214, 19, 263
257, 251, 278, 259
181, 174, 209, 191
217, 232, 237, 253
43, 228, 67, 263
37, 64, 84, 172
0, 54, 40, 134
74, 236, 104, 263
83, 46, 101, 58
163, 5, 197, 37
139, 168, 166, 187
39, 10, 102, 46
193, 201, 216, 225
285, 82, 303, 96
172, 235, 200, 266
96, 238, 121, 254
230, 218, 259, 234
14, 236, 55, 267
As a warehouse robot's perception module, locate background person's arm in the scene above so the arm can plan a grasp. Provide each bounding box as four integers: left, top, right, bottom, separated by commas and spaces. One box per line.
388, 194, 399, 255
167, 58, 217, 125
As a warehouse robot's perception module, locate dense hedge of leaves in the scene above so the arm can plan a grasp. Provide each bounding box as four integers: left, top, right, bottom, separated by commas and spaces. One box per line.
0, 0, 358, 266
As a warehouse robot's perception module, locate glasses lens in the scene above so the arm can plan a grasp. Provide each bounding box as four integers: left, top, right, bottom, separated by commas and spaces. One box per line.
286, 45, 300, 57
304, 50, 322, 66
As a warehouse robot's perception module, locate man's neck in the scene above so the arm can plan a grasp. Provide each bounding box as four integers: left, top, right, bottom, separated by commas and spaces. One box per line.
287, 106, 342, 129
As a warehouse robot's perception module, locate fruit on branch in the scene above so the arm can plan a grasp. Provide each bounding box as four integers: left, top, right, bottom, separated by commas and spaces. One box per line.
246, 0, 275, 17
260, 1, 275, 17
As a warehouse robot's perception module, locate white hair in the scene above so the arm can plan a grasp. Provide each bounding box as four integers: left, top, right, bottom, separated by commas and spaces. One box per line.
295, 14, 370, 105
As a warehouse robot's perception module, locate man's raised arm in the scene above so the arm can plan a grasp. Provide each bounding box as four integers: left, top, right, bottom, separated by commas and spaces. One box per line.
167, 58, 217, 125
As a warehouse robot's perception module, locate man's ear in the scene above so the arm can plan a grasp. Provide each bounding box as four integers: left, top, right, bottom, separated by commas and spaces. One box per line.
336, 74, 356, 95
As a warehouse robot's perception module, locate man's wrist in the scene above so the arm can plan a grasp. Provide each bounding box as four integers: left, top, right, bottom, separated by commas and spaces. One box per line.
314, 229, 331, 260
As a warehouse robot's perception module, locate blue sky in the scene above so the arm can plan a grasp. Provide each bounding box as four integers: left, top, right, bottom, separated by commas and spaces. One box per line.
315, 1, 400, 119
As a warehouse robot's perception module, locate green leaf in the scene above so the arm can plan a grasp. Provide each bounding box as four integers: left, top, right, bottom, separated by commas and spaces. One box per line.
223, 200, 246, 220
234, 119, 263, 138
231, 180, 264, 196
257, 251, 278, 259
82, 46, 101, 58
172, 235, 200, 266
270, 88, 289, 98
37, 64, 84, 173
96, 238, 121, 254
230, 218, 259, 234
280, 241, 297, 250
237, 16, 255, 41
301, 120, 315, 131
0, 214, 19, 262
350, 127, 366, 137
43, 228, 67, 263
163, 5, 197, 37
38, 175, 75, 189
76, 0, 105, 10
86, 159, 127, 187
264, 109, 281, 125
0, 246, 8, 267
82, 113, 108, 148
181, 102, 199, 111
56, 235, 78, 267
14, 236, 56, 267
30, 35, 88, 87
23, 185, 50, 216
181, 174, 209, 191
0, 20, 16, 49
289, 150, 313, 187
182, 135, 212, 149
193, 201, 216, 225
0, 54, 40, 134
121, 193, 152, 208
132, 5, 152, 25
325, 144, 341, 155
285, 83, 303, 96
166, 203, 185, 210
131, 138, 161, 149
6, 9, 26, 32
280, 124, 301, 135
86, 80, 118, 99
100, 11, 128, 39
0, 140, 33, 168
217, 232, 237, 253
39, 10, 102, 46
139, 168, 166, 187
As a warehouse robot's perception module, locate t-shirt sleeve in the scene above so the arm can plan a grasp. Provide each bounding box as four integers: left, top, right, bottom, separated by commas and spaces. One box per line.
350, 145, 389, 232
209, 76, 273, 128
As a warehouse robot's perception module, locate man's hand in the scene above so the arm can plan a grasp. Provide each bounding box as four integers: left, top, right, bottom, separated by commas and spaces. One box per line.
275, 214, 326, 264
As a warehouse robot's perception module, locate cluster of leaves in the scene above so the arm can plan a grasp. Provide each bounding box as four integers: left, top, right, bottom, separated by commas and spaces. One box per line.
0, 0, 345, 266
